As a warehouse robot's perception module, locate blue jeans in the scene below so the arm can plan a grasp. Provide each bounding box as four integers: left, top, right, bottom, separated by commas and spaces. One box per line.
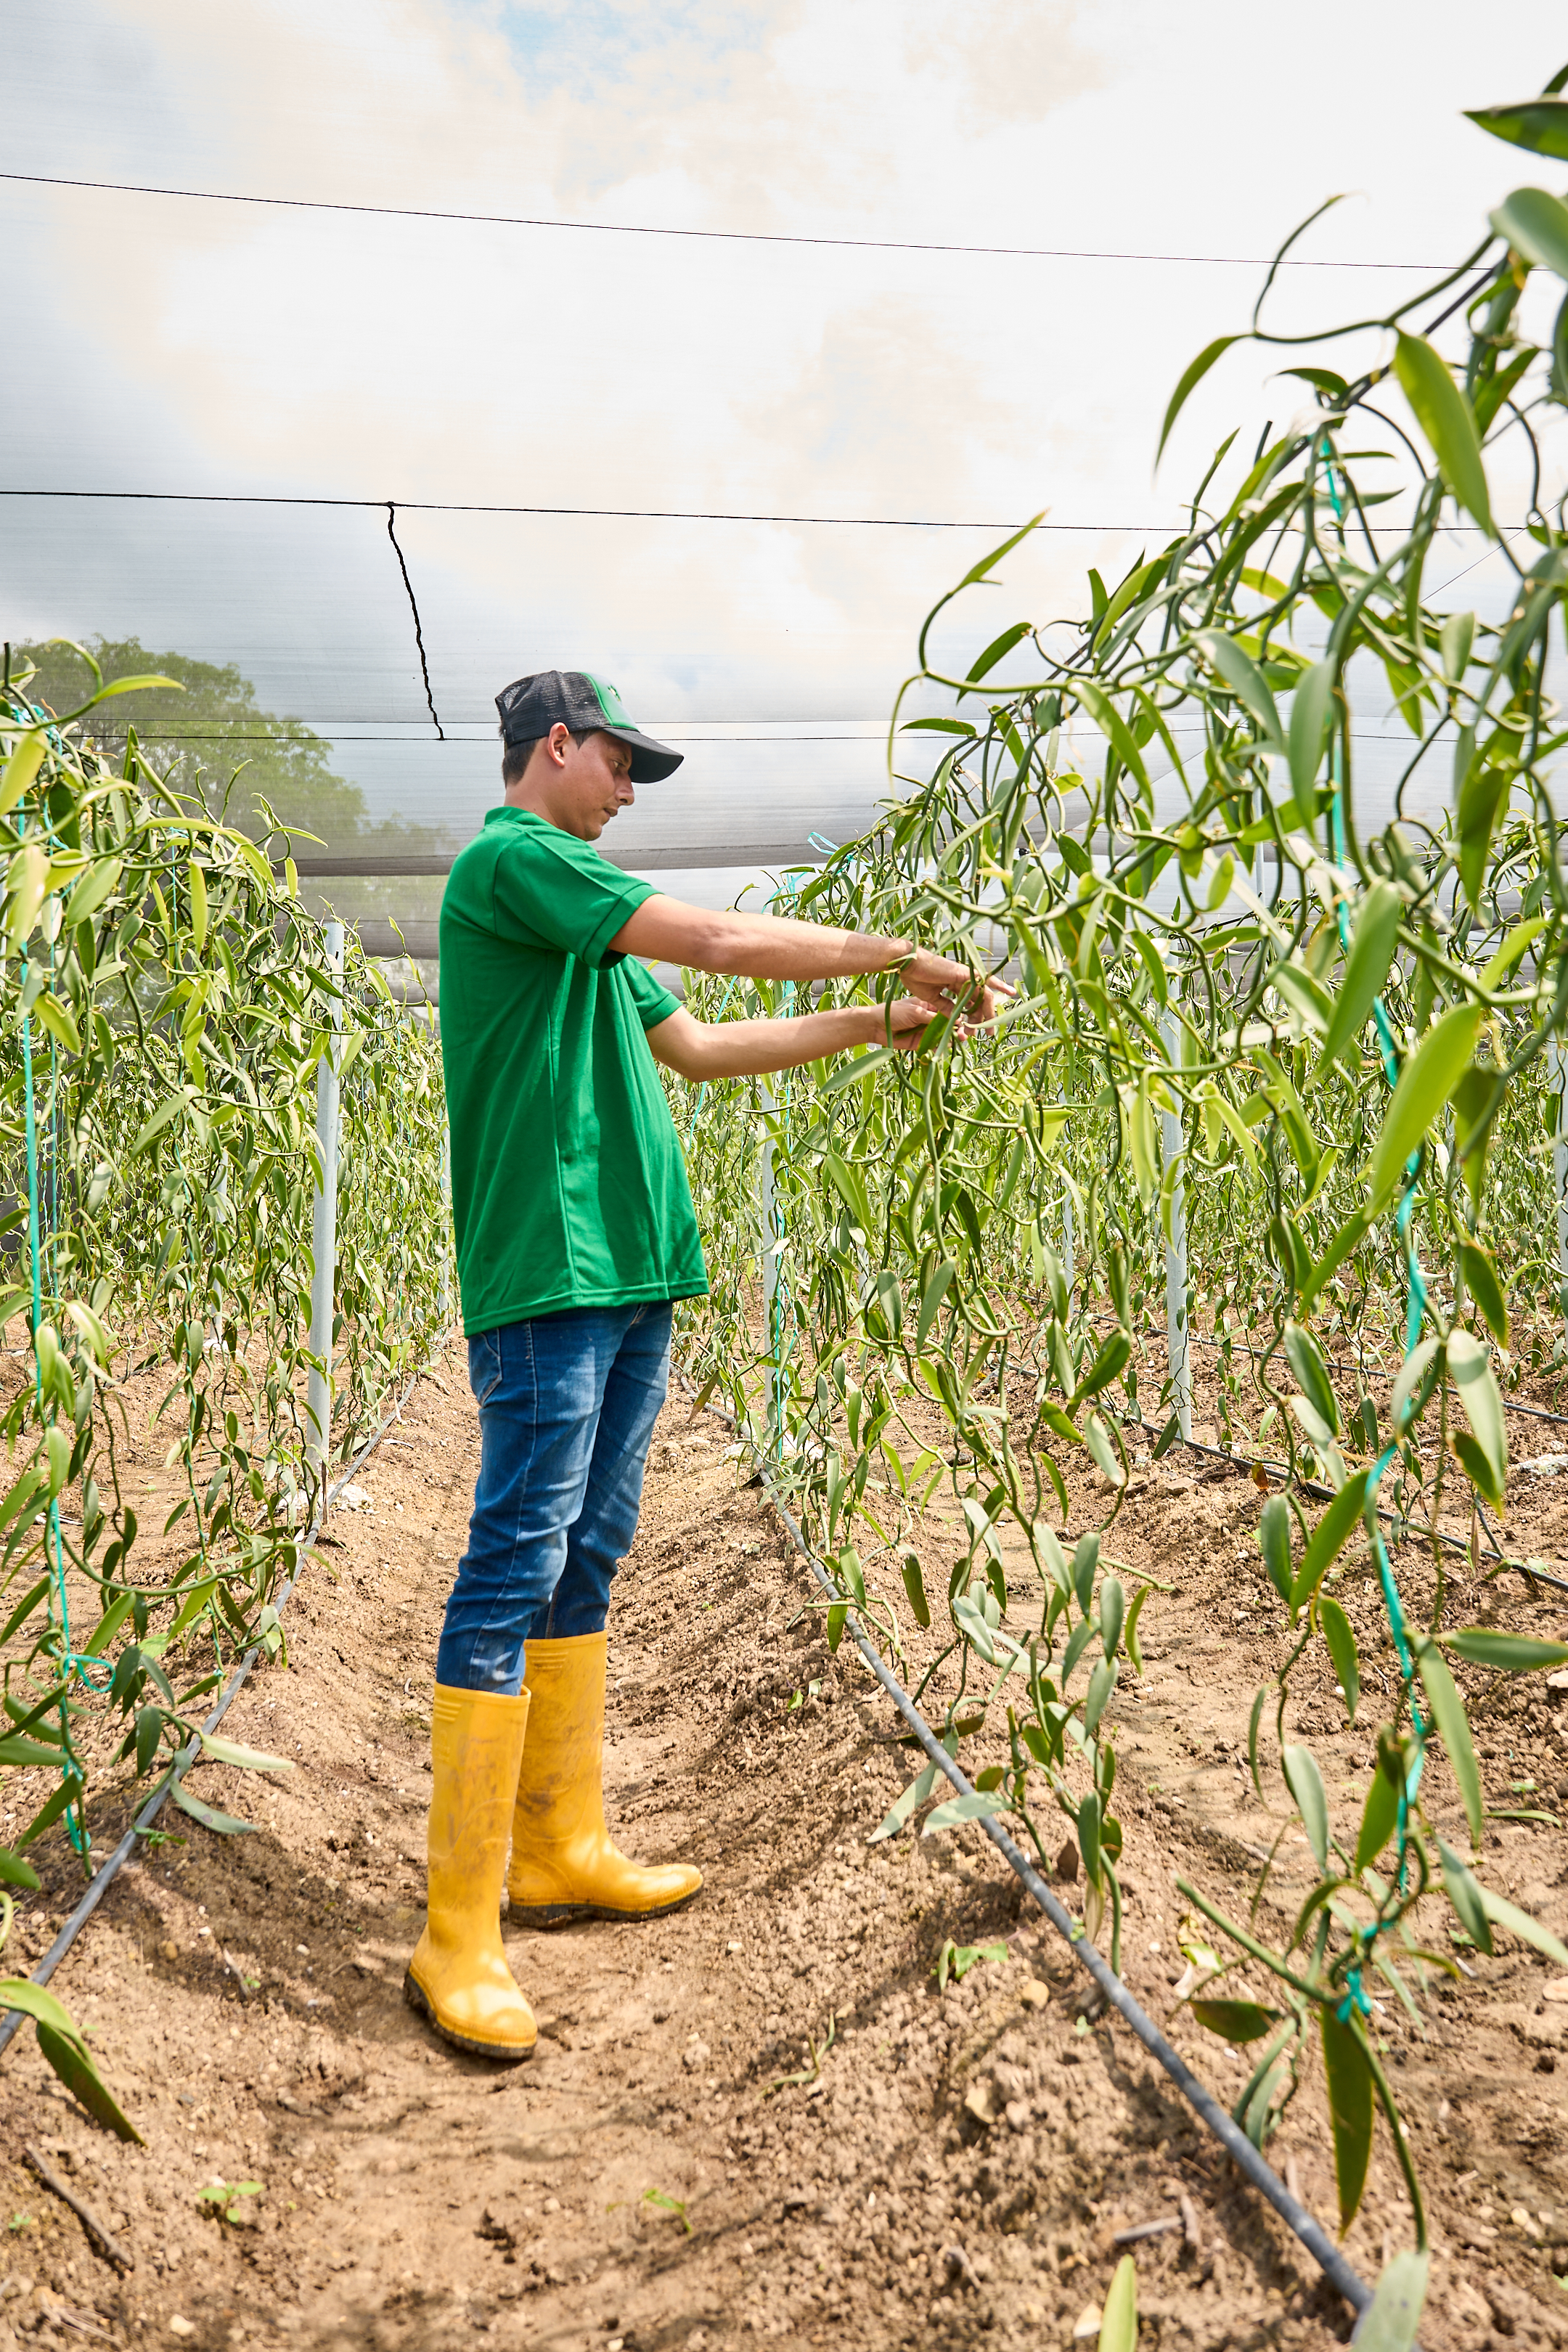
434, 1304, 673, 1694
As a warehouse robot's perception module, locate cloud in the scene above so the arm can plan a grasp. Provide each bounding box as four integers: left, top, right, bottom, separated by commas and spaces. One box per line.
902, 0, 1106, 131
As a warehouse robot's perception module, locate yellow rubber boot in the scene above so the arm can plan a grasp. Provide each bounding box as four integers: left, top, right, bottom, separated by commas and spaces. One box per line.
506, 1631, 702, 1926
404, 1684, 537, 2061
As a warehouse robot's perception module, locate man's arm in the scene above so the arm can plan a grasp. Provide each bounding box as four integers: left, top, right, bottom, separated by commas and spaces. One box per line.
645, 996, 936, 1082
610, 894, 1008, 1023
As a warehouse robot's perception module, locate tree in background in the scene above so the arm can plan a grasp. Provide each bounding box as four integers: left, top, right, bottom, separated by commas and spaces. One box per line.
8, 636, 441, 858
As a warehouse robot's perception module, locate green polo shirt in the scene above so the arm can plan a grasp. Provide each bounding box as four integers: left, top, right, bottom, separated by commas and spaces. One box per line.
438, 807, 709, 1335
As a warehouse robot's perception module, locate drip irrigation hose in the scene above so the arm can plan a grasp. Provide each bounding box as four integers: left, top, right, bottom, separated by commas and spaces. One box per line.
757, 1473, 1385, 2327
0, 1344, 453, 2059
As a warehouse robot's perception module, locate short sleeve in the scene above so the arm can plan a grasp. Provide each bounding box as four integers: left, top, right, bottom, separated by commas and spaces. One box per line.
622, 958, 682, 1030
491, 825, 655, 969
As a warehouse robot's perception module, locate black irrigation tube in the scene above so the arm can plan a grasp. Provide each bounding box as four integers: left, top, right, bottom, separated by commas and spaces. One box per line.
754, 1472, 1384, 2327
1122, 1315, 1568, 1433
1107, 1405, 1568, 1600
0, 1351, 449, 2059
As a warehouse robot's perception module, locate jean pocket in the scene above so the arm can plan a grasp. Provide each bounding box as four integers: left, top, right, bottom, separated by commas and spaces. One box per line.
469, 1330, 503, 1408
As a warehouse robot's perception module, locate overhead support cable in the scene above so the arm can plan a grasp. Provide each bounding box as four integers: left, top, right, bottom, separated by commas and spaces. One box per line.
0, 489, 1504, 534
0, 171, 1443, 271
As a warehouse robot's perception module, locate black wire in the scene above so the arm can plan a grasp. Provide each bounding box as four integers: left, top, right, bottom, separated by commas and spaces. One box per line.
0, 170, 1445, 271
0, 488, 1501, 532
385, 503, 443, 741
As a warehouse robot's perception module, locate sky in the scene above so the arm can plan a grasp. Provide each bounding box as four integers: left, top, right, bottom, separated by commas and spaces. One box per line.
2, 0, 1566, 902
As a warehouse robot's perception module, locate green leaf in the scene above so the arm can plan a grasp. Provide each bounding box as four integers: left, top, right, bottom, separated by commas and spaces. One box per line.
1284, 1320, 1339, 1437
1124, 1582, 1151, 1676
1457, 1241, 1508, 1345
131, 1091, 192, 1156
923, 1789, 1009, 1836
1071, 679, 1149, 799
1355, 1763, 1402, 1874
1196, 629, 1285, 753
0, 731, 47, 815
915, 1261, 956, 1352
1073, 1533, 1100, 1615
1269, 962, 1331, 1032
869, 1758, 939, 1844
200, 1732, 295, 1773
819, 1045, 900, 1098
1098, 1576, 1124, 1661
60, 857, 123, 931
0, 1845, 41, 1890
1191, 1998, 1283, 2045
1312, 880, 1402, 1077
1446, 1329, 1506, 1501
1077, 1789, 1103, 1887
34, 2020, 144, 2144
1320, 1596, 1360, 1722
1366, 1004, 1485, 1210
1084, 1657, 1116, 1739
1352, 2249, 1429, 2352
1417, 1647, 1483, 1847
1439, 609, 1475, 685
1098, 2253, 1138, 2352
952, 1594, 997, 1663
1320, 2006, 1375, 2232
1466, 99, 1568, 162
170, 1779, 257, 1836
901, 1551, 931, 1630
1389, 1335, 1440, 1436
0, 1734, 68, 1770
1441, 1628, 1568, 1673
1157, 335, 1242, 463
1392, 332, 1493, 534
965, 622, 1032, 685
1437, 1837, 1493, 1954
1490, 187, 1568, 276
1259, 1493, 1294, 1604
1288, 658, 1336, 809
1283, 1744, 1330, 1869
1071, 1330, 1131, 1407
1082, 1413, 1124, 1487
1475, 1881, 1568, 1969
1292, 1470, 1371, 1611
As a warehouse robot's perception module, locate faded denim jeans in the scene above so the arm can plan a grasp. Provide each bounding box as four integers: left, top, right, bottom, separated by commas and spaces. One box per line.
434, 1302, 671, 1693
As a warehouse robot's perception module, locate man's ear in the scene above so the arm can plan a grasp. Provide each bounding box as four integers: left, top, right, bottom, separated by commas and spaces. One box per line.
546, 723, 573, 767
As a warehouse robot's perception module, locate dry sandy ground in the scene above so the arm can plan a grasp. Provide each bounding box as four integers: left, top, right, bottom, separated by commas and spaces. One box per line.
4, 1339, 1568, 2352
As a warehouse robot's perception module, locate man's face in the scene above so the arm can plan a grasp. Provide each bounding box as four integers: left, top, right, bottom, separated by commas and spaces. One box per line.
552, 727, 636, 839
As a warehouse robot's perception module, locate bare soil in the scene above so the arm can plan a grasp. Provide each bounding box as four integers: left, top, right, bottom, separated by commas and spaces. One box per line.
4, 1339, 1568, 2352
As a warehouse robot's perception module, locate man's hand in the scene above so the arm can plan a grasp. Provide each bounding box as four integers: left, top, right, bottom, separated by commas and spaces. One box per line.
899, 948, 1012, 1029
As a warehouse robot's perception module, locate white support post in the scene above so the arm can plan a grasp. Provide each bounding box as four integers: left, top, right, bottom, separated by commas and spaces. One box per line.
759, 1077, 778, 1340
1553, 1042, 1568, 1344
306, 921, 344, 1473
1059, 1088, 1074, 1278
1161, 1007, 1192, 1443
759, 1078, 782, 1440
438, 1120, 452, 1329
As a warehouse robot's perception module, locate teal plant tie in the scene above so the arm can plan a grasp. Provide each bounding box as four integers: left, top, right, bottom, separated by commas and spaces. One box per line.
1318, 428, 1428, 1898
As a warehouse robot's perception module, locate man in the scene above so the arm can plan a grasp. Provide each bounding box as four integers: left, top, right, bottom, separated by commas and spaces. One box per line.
405, 668, 1002, 2062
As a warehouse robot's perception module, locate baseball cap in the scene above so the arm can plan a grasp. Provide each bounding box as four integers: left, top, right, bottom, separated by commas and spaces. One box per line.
494, 669, 683, 783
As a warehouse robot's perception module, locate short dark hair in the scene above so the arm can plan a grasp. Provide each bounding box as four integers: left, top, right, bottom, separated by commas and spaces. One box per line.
500, 727, 588, 788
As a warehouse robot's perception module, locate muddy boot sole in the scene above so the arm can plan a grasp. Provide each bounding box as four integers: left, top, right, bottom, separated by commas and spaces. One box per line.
402, 1967, 535, 2062
505, 1887, 702, 1930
